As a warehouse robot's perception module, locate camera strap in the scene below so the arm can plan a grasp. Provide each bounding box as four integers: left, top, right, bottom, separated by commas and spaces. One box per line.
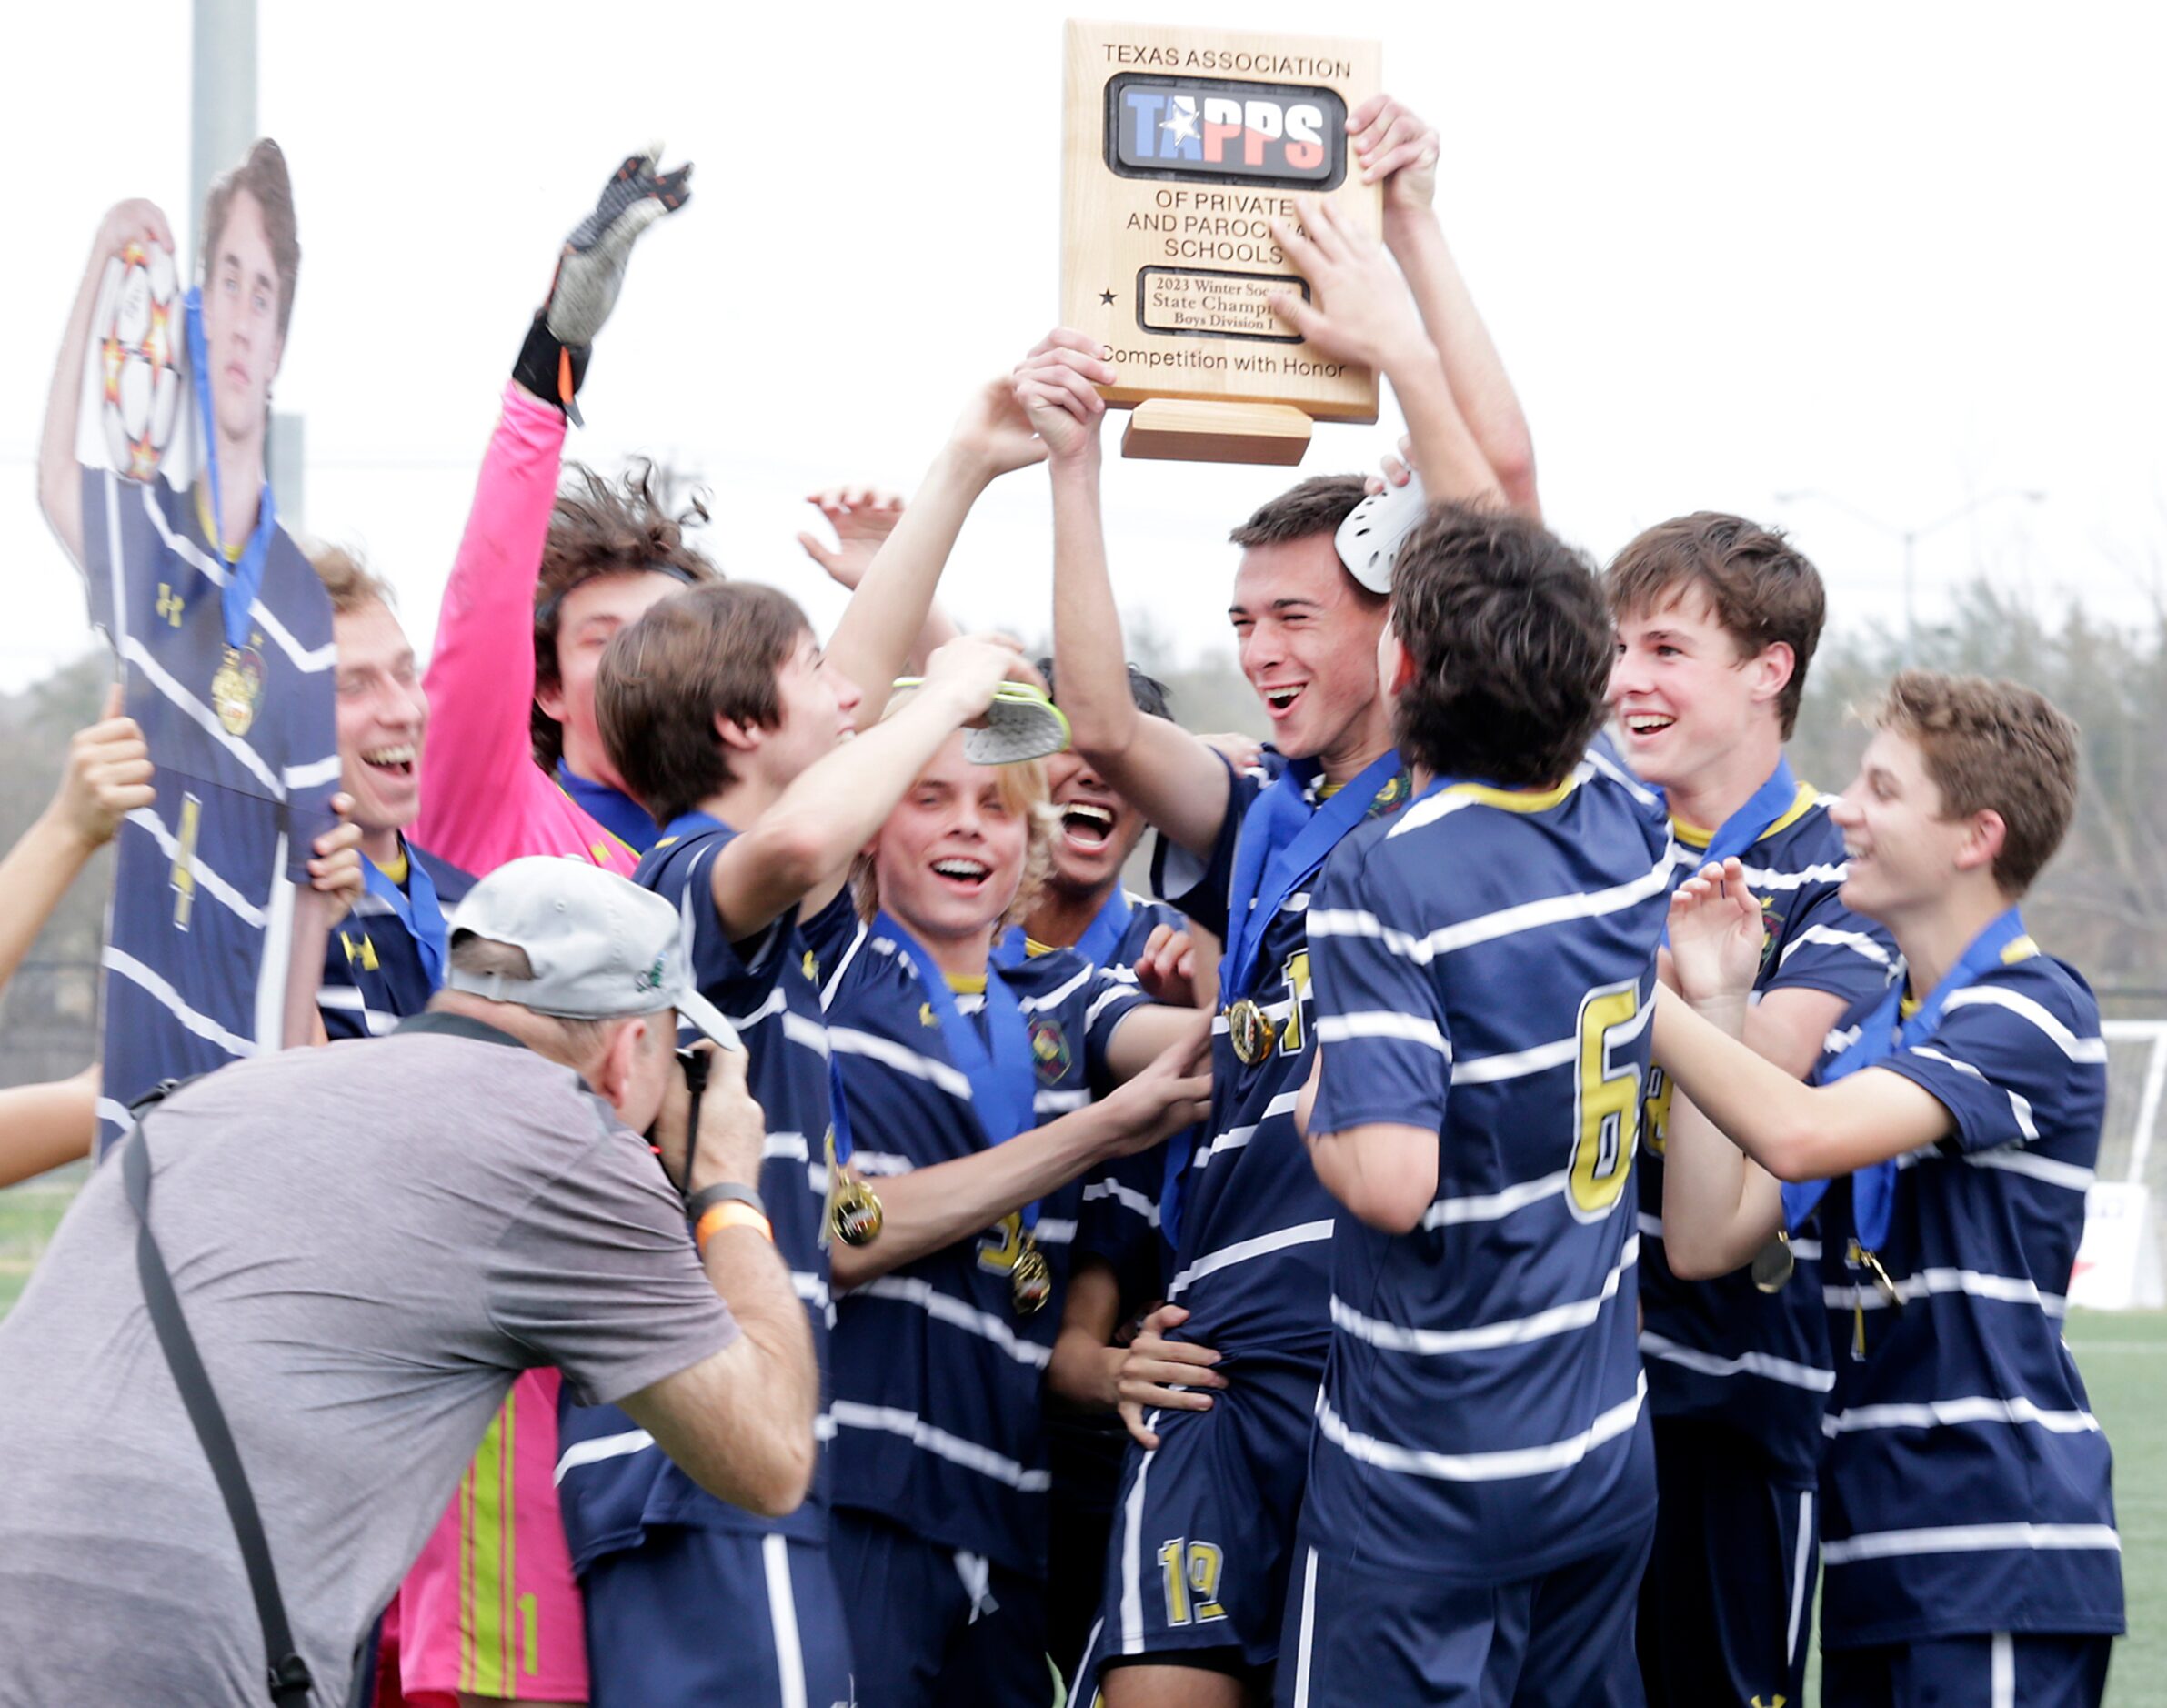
120, 1119, 315, 1707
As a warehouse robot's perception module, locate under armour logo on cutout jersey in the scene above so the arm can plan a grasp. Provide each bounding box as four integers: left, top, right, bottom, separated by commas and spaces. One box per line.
156, 583, 184, 627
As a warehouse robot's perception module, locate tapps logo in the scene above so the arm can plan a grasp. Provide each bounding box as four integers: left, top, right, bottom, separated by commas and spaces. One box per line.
1107, 75, 1346, 190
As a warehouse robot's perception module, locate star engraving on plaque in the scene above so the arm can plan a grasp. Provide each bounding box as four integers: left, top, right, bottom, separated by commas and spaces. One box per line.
1161, 97, 1200, 143
1100, 289, 1117, 305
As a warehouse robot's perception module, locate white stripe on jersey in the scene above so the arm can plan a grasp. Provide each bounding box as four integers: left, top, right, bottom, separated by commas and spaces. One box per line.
1638, 1331, 1836, 1392
1824, 1267, 2067, 1317
1962, 1146, 2095, 1193
1310, 849, 1672, 968
1018, 962, 1091, 1012
1991, 1633, 2015, 1708
850, 1151, 917, 1176
762, 1532, 809, 1708
1452, 991, 1653, 1087
123, 809, 267, 928
255, 835, 294, 1050
827, 1025, 972, 1100
1786, 1491, 1815, 1666
104, 948, 258, 1058
120, 633, 286, 798
1422, 1170, 1569, 1233
1289, 1548, 1321, 1708
1331, 1236, 1638, 1355
316, 986, 401, 1037
1035, 1088, 1089, 1115
1084, 1175, 1161, 1227
1822, 1393, 2101, 1436
1315, 1010, 1451, 1055
1905, 1045, 2038, 1140
283, 755, 342, 791
1314, 1370, 1647, 1482
792, 1268, 837, 1327
554, 1427, 656, 1483
1166, 1218, 1335, 1299
1820, 1522, 2120, 1567
1117, 1420, 1159, 1652
848, 1275, 1052, 1367
1582, 749, 1661, 809
828, 1401, 1053, 1491
1777, 924, 1893, 970
1942, 985, 2109, 1063
1194, 1090, 1301, 1171
135, 481, 337, 672
1086, 983, 1139, 1031
1037, 1218, 1078, 1245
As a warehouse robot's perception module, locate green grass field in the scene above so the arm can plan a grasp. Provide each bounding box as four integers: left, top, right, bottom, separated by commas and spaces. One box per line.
1, 1183, 2158, 1699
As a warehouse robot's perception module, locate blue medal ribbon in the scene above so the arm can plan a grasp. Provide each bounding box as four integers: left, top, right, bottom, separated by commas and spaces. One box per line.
1781, 907, 2029, 1251
184, 287, 278, 656
1161, 750, 1405, 1247
875, 910, 1040, 1227
994, 886, 1133, 972
1662, 758, 1798, 945
561, 761, 661, 856
362, 841, 447, 988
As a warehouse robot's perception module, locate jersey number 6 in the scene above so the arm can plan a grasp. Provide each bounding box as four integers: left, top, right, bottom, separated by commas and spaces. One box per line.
1570, 980, 1645, 1221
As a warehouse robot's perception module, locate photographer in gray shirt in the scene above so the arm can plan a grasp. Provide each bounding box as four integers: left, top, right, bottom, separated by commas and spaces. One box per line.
0, 857, 818, 1706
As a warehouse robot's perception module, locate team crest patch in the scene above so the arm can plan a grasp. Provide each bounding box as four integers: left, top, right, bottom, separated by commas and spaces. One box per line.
1759, 899, 1785, 973
1366, 771, 1410, 819
1030, 1017, 1072, 1084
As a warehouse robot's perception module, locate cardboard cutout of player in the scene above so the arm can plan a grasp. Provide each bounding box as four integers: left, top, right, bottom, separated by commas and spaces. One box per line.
38, 140, 340, 1152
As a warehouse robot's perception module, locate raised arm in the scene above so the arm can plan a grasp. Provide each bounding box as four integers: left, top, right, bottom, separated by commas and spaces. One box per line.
415, 150, 690, 863
0, 689, 151, 996
1016, 332, 1242, 859
40, 201, 176, 566
707, 636, 1019, 939
797, 488, 959, 674
1267, 197, 1503, 510
820, 376, 1048, 727
1353, 94, 1540, 517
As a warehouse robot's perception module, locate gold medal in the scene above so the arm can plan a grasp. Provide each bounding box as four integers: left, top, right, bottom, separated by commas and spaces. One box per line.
1226, 998, 1275, 1067
1750, 1231, 1795, 1293
822, 1130, 884, 1249
1010, 1237, 1053, 1316
210, 646, 262, 737
830, 1173, 884, 1248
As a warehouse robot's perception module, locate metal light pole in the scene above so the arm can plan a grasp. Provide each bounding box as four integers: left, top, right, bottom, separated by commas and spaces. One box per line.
1774, 487, 2046, 665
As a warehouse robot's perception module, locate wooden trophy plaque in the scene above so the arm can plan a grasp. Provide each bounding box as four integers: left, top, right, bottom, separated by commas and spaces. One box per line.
1061, 19, 1382, 466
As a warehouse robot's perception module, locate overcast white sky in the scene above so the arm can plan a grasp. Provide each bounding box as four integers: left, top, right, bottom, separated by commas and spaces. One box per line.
4, 1, 2163, 694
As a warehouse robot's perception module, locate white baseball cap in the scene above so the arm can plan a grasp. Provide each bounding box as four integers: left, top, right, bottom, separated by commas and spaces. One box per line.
444, 856, 740, 1050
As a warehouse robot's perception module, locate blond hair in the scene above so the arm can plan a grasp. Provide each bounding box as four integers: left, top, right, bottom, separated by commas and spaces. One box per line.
304, 541, 398, 616
850, 689, 1057, 931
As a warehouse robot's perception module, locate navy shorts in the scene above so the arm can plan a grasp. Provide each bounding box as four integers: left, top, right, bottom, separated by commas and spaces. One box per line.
1637, 1417, 1818, 1708
583, 1525, 856, 1708
1274, 1522, 1654, 1708
829, 1508, 1056, 1708
1822, 1632, 2112, 1708
1080, 1346, 1321, 1693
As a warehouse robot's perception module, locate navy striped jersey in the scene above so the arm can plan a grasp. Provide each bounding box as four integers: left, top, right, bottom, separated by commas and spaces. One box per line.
555, 818, 847, 1566
1000, 890, 1189, 1288
1812, 946, 2121, 1648
79, 468, 339, 1150
317, 844, 472, 1040
1149, 753, 1412, 1358
1637, 785, 1897, 1479
811, 906, 1149, 1577
1301, 760, 1673, 1581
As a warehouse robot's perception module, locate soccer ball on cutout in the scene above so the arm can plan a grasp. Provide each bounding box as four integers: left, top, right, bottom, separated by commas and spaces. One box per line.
99, 242, 185, 483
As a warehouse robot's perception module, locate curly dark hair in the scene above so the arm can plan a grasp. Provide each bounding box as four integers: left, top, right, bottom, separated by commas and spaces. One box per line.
1389, 504, 1612, 788
531, 460, 721, 772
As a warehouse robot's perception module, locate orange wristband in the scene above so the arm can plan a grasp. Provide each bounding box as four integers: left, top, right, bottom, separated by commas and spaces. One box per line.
695, 1201, 773, 1251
